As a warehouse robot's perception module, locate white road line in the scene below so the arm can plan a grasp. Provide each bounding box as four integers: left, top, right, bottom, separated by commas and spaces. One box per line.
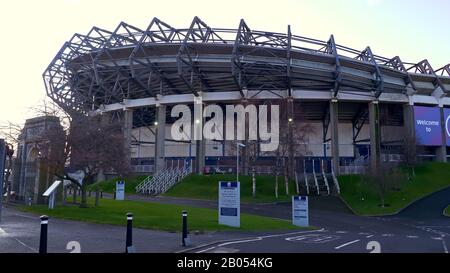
336, 231, 348, 234
441, 238, 448, 254
12, 237, 37, 253
366, 235, 374, 238
406, 235, 419, 239
0, 227, 37, 253
334, 239, 360, 250
381, 234, 394, 237
195, 229, 325, 253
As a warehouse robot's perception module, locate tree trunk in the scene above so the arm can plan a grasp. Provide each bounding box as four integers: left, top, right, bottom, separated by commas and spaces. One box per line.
252, 168, 256, 198
72, 187, 77, 204
80, 185, 88, 208
275, 175, 279, 200
95, 187, 100, 207
62, 187, 67, 206
284, 173, 289, 196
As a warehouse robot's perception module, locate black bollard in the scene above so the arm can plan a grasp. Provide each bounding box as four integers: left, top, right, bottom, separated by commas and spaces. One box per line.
125, 212, 134, 253
182, 210, 190, 247
39, 215, 49, 254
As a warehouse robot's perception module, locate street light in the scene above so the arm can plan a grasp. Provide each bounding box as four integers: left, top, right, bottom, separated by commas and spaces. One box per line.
236, 143, 245, 182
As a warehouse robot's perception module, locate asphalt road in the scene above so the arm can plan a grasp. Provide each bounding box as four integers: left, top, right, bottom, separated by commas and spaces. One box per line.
179, 189, 450, 253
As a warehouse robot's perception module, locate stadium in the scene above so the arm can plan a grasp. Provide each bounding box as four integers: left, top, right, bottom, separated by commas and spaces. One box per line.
43, 17, 450, 195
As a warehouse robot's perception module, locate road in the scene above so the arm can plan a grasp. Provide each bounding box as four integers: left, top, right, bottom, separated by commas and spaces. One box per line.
183, 188, 450, 253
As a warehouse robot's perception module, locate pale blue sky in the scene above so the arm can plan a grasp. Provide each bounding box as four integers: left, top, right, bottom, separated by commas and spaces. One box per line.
0, 0, 449, 128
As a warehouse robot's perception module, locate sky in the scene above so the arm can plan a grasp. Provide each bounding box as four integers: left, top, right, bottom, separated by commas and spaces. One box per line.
0, 0, 449, 128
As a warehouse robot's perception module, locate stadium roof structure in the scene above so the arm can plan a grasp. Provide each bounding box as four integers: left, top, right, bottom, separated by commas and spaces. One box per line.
43, 17, 450, 114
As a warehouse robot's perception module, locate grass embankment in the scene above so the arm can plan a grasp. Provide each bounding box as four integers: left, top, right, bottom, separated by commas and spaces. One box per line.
339, 162, 450, 216
164, 174, 296, 203
87, 175, 148, 194
19, 197, 300, 232
445, 206, 450, 217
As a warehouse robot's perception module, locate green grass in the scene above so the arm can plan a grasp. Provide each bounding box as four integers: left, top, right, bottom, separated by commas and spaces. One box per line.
339, 162, 450, 216
164, 174, 297, 203
445, 206, 450, 217
87, 175, 148, 194
19, 197, 301, 232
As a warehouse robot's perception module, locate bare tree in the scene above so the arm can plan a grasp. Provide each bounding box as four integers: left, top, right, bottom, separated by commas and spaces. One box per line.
28, 99, 130, 208
274, 100, 316, 197
368, 160, 404, 208
39, 114, 131, 208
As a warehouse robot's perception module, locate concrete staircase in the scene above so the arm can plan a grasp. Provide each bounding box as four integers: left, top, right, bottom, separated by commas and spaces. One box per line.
295, 159, 340, 196
135, 164, 191, 195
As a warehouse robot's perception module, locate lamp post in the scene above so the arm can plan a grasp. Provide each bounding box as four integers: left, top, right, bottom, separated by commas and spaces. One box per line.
236, 143, 245, 182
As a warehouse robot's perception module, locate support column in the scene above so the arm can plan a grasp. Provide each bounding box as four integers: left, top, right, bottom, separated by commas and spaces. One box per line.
437, 106, 447, 162
369, 101, 381, 174
194, 97, 205, 174
403, 102, 416, 162
287, 97, 295, 178
155, 105, 166, 173
330, 99, 340, 175
123, 109, 134, 166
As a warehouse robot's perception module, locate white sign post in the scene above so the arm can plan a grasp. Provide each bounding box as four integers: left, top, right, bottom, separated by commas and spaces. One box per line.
43, 180, 63, 210
115, 181, 125, 200
292, 196, 309, 227
218, 181, 240, 228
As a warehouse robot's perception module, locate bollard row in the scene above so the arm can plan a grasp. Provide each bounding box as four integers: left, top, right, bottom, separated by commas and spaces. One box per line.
38, 210, 191, 253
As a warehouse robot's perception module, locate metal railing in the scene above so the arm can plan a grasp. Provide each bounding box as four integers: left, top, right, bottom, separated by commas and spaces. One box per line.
135, 160, 191, 195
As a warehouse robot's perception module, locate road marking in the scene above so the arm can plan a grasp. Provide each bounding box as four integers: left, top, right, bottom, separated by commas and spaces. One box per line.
441, 238, 448, 254
336, 231, 348, 234
358, 232, 370, 236
211, 247, 239, 253
381, 234, 394, 237
366, 235, 374, 238
285, 234, 340, 244
195, 229, 325, 253
0, 228, 7, 236
12, 237, 37, 253
406, 235, 419, 239
334, 240, 360, 250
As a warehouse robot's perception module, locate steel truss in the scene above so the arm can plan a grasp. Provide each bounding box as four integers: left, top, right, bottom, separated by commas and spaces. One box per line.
43, 17, 450, 114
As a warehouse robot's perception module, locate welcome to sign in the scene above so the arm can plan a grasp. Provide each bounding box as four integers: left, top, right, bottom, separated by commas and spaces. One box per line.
414, 106, 442, 146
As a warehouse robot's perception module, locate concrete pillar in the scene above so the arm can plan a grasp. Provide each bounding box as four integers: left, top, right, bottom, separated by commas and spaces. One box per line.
194, 97, 205, 174
330, 99, 340, 175
403, 103, 416, 161
437, 106, 447, 162
369, 101, 381, 173
155, 105, 166, 173
123, 109, 133, 165
287, 97, 295, 178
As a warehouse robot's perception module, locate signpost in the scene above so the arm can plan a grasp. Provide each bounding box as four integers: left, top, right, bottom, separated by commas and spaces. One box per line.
43, 180, 62, 209
0, 139, 6, 223
116, 181, 125, 200
292, 196, 309, 227
218, 181, 240, 227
